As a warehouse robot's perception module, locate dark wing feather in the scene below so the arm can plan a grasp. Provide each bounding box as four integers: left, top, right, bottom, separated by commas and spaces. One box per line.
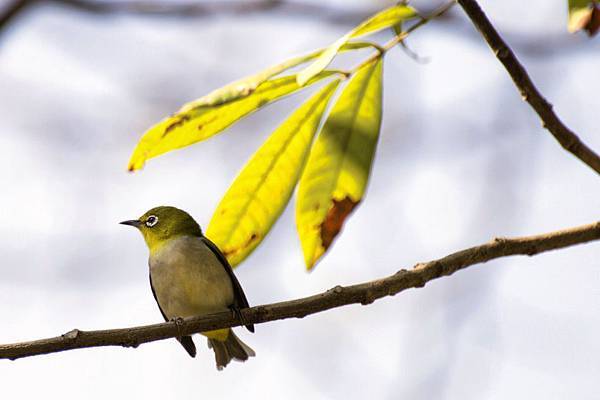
149, 273, 169, 322
201, 236, 255, 333
149, 273, 197, 357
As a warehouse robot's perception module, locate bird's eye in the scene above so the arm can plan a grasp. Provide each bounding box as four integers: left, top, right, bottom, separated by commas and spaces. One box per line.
145, 215, 158, 227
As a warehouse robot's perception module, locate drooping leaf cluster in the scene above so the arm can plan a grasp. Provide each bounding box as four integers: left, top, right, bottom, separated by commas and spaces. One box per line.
128, 4, 419, 270
127, 1, 595, 270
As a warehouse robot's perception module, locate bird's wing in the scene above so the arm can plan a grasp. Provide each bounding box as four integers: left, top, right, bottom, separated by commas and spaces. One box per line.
201, 235, 255, 333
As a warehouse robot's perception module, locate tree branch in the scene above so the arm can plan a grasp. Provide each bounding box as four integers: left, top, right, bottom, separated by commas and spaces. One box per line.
456, 0, 600, 176
1, 220, 599, 360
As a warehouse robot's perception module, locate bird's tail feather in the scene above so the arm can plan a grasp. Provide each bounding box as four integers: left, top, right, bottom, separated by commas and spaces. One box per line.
208, 329, 255, 370
177, 335, 196, 358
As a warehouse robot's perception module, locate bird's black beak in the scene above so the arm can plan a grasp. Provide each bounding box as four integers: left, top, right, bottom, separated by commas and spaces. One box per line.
120, 219, 141, 228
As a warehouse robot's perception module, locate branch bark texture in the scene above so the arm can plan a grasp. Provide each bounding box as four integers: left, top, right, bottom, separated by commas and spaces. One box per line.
457, 0, 600, 175
1, 221, 599, 360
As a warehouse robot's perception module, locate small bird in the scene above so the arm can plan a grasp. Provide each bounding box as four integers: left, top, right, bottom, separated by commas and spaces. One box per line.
121, 206, 255, 370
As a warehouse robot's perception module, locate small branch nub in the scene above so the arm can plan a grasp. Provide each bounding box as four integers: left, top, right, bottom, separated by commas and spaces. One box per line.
62, 329, 81, 341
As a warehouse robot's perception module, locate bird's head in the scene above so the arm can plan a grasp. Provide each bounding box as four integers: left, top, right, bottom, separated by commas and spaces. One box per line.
120, 206, 202, 251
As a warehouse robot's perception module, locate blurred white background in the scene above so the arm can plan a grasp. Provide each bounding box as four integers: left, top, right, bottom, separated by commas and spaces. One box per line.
0, 0, 598, 398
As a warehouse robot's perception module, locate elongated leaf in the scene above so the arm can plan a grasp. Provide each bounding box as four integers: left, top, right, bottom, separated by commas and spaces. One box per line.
128, 71, 337, 171
206, 80, 341, 267
195, 53, 323, 108
296, 58, 383, 269
297, 4, 416, 86
196, 42, 375, 107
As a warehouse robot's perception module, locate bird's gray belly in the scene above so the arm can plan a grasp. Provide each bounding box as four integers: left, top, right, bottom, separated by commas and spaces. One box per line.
149, 237, 235, 319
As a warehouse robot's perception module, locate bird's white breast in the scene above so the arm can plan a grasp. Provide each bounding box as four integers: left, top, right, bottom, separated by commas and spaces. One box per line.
149, 236, 234, 319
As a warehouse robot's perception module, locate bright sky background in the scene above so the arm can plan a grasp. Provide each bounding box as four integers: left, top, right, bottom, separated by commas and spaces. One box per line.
0, 0, 599, 398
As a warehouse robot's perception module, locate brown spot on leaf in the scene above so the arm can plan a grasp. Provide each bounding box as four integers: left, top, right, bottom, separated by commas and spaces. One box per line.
222, 248, 234, 257
197, 115, 218, 132
248, 233, 259, 243
162, 115, 190, 138
240, 86, 254, 96
222, 233, 261, 258
320, 196, 358, 251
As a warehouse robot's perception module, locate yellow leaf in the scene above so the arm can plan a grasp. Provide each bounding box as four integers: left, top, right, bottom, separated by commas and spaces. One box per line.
195, 42, 375, 107
206, 80, 341, 267
194, 54, 325, 108
351, 5, 417, 37
297, 4, 416, 86
296, 58, 383, 269
127, 71, 337, 171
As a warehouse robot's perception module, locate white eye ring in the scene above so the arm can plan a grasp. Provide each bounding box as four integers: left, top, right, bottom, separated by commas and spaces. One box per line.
145, 215, 158, 227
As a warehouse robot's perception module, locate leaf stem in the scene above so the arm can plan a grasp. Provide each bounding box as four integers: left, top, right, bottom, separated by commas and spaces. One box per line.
350, 0, 456, 74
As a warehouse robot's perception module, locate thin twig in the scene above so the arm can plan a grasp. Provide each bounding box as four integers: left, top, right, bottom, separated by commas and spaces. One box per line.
351, 1, 455, 73
1, 220, 599, 360
457, 0, 600, 175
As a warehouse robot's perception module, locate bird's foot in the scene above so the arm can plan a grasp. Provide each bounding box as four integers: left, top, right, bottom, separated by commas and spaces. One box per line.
229, 305, 246, 326
170, 317, 185, 335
